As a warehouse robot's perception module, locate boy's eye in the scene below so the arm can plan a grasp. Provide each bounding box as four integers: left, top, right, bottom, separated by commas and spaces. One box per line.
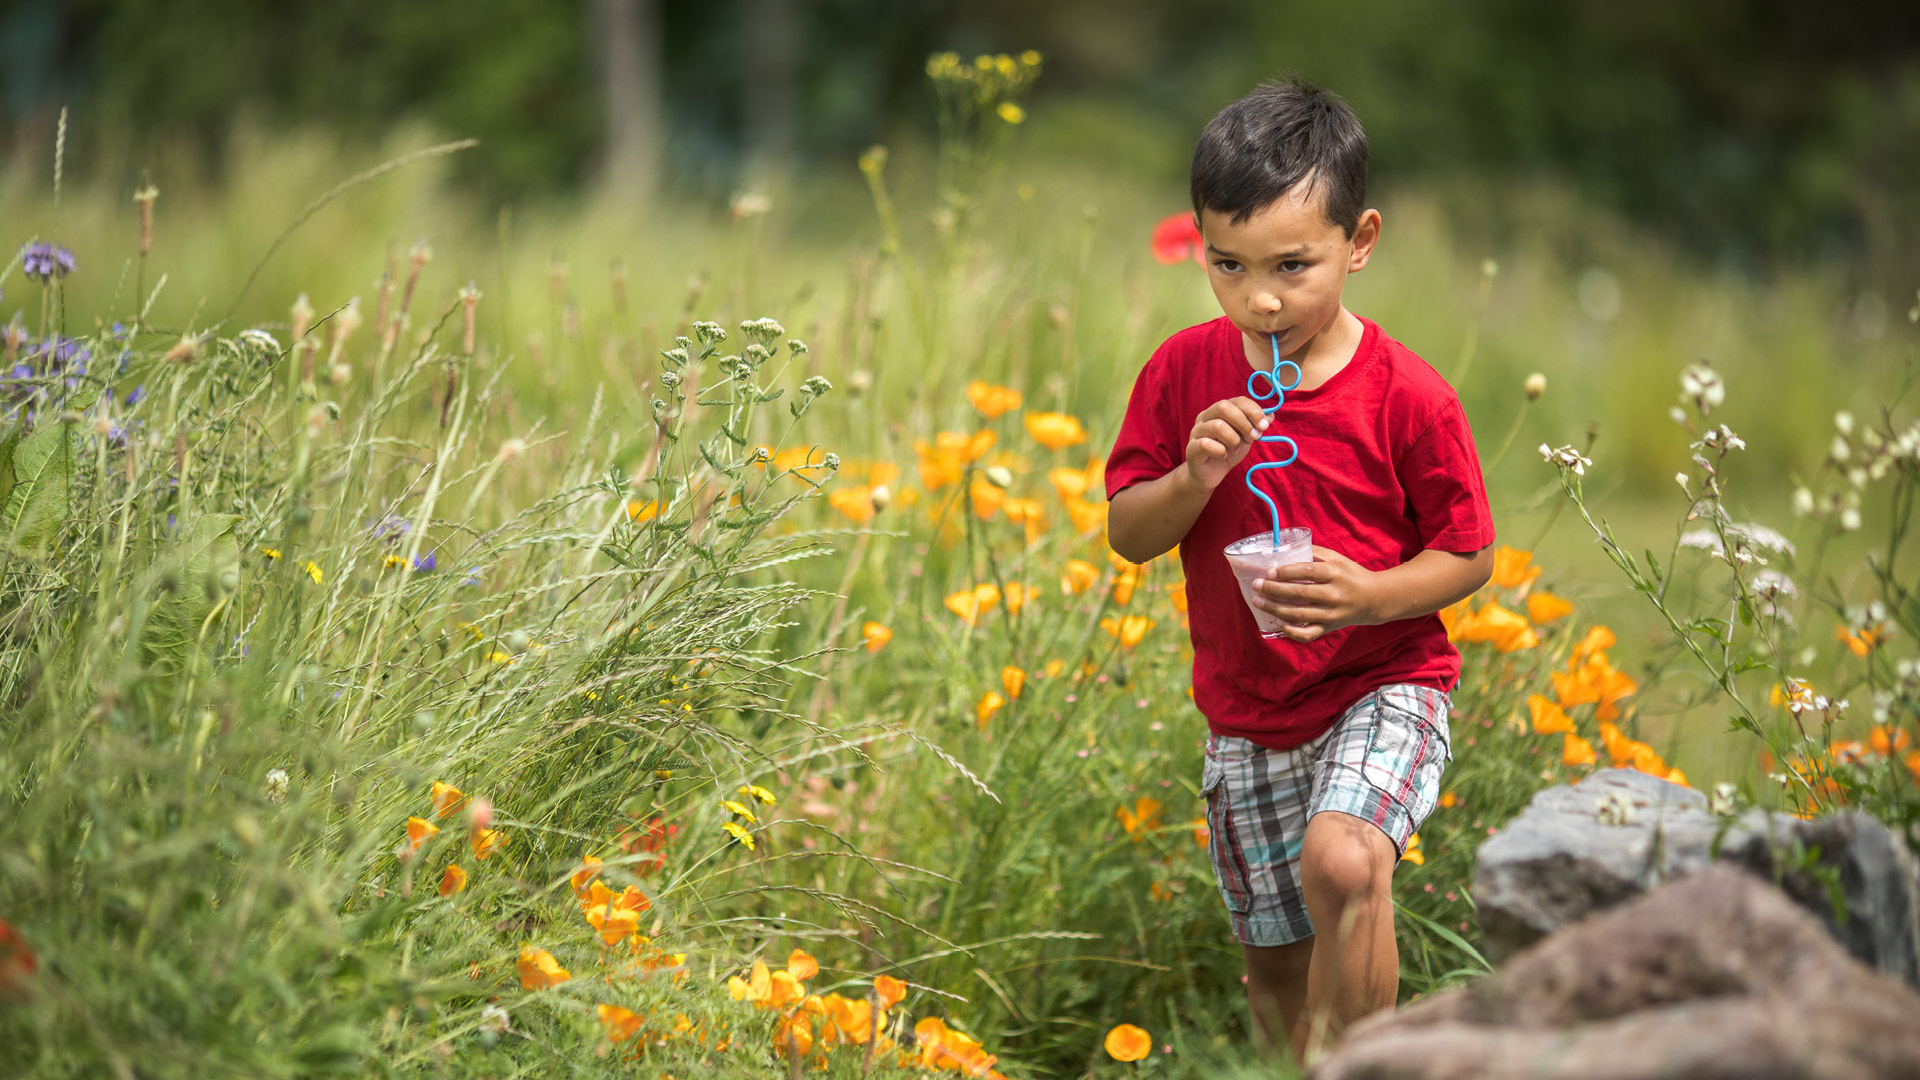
1213, 259, 1243, 273
1280, 260, 1307, 273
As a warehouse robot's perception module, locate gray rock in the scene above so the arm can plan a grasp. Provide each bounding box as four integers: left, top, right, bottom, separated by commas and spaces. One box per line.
1315, 866, 1920, 1080
1473, 768, 1920, 986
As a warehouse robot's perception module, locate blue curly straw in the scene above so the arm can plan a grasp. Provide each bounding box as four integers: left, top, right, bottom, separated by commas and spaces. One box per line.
1244, 332, 1301, 546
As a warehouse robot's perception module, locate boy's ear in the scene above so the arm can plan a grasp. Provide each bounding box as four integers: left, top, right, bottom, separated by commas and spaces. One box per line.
1348, 209, 1382, 272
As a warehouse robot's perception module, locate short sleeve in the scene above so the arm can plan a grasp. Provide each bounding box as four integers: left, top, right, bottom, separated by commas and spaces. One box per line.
1400, 398, 1496, 552
1104, 354, 1182, 499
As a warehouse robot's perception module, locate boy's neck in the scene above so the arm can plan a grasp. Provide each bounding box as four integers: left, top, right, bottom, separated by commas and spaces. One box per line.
1237, 308, 1364, 392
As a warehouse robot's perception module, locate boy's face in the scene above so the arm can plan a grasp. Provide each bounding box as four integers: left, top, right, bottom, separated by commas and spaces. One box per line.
1198, 182, 1380, 363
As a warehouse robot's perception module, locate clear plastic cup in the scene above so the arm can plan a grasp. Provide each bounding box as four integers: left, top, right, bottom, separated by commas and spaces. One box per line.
1224, 528, 1314, 637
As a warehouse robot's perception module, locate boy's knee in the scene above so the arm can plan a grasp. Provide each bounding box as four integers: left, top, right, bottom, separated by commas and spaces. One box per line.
1243, 939, 1313, 983
1300, 814, 1393, 905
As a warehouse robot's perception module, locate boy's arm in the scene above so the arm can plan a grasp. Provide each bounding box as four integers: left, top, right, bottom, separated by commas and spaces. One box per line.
1109, 395, 1270, 564
1251, 545, 1494, 643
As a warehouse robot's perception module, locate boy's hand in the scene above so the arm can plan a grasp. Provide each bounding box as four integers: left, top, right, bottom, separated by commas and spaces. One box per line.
1251, 547, 1383, 642
1184, 397, 1271, 491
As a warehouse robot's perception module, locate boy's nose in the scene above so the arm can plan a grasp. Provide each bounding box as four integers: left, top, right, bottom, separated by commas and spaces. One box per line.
1251, 290, 1283, 315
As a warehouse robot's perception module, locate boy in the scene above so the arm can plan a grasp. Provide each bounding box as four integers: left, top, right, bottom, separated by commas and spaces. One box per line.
1105, 78, 1494, 1058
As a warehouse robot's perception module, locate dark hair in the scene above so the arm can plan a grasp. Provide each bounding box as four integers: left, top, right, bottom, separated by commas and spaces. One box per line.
1190, 76, 1369, 236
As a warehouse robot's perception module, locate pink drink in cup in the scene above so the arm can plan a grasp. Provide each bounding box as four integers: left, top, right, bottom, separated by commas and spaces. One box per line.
1225, 528, 1314, 638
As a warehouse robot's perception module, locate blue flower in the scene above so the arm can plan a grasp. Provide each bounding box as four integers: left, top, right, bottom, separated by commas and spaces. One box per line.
371, 514, 412, 541
125, 384, 145, 406
411, 551, 437, 573
20, 243, 75, 283
462, 567, 483, 588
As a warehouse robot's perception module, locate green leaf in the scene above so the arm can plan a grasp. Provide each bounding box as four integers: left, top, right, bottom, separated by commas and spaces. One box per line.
1, 419, 76, 554
1726, 713, 1762, 735
145, 514, 243, 672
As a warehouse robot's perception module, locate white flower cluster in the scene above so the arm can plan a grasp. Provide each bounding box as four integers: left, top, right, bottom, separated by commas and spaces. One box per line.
1678, 360, 1726, 417
264, 767, 289, 804
1538, 443, 1593, 476
740, 317, 786, 338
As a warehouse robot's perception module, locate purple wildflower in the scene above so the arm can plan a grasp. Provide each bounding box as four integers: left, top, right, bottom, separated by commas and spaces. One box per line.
462, 567, 483, 588
125, 384, 145, 406
411, 551, 437, 572
20, 243, 76, 283
371, 514, 412, 541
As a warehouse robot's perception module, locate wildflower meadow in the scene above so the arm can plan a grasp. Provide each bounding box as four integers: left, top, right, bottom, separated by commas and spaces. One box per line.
3, 53, 1918, 1080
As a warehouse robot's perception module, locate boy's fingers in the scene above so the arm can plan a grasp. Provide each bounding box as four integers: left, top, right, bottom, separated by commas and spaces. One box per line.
1193, 437, 1228, 458
1230, 397, 1270, 428
1199, 419, 1244, 449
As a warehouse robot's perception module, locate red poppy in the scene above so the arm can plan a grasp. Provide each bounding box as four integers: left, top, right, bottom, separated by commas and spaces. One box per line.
1151, 213, 1205, 266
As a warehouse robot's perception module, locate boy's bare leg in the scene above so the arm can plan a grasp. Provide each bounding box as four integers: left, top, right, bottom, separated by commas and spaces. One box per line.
1293, 810, 1401, 1055
1242, 938, 1313, 1056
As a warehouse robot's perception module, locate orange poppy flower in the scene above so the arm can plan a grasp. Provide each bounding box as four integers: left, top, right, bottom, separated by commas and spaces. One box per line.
875, 974, 907, 1010
1065, 497, 1107, 534
1104, 1022, 1153, 1061
1526, 590, 1575, 624
1150, 211, 1205, 266
571, 855, 604, 899
786, 948, 819, 981
976, 691, 1006, 730
1563, 732, 1597, 767
1048, 466, 1090, 502
862, 621, 893, 653
472, 827, 504, 860
517, 947, 571, 990
1399, 833, 1424, 866
1025, 411, 1088, 451
1571, 625, 1617, 665
586, 904, 642, 946
1836, 623, 1885, 657
1527, 694, 1574, 734
773, 1012, 814, 1058
966, 381, 1024, 420
1061, 559, 1101, 595
1111, 563, 1144, 606
597, 1003, 645, 1042
1190, 819, 1210, 848
439, 865, 468, 896
430, 781, 467, 819
828, 485, 876, 524
969, 476, 1006, 520
945, 584, 1002, 625
1100, 614, 1155, 648
1002, 497, 1046, 542
1437, 596, 1472, 638
1904, 749, 1920, 783
403, 816, 439, 856
1870, 726, 1911, 756
1453, 600, 1538, 652
1003, 582, 1036, 616
1115, 797, 1162, 840
1490, 546, 1541, 590
626, 500, 659, 523
1002, 666, 1027, 700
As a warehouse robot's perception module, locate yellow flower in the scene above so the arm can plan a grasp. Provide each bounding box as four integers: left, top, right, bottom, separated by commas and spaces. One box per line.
1024, 411, 1087, 450
1002, 582, 1036, 616
1526, 589, 1575, 624
1060, 559, 1101, 595
1438, 791, 1460, 809
965, 380, 1023, 419
1099, 614, 1155, 648
626, 500, 659, 523
1001, 666, 1026, 700
260, 546, 281, 561
517, 947, 570, 990
1490, 546, 1541, 590
430, 781, 467, 818
302, 560, 324, 585
439, 865, 468, 896
1104, 1023, 1151, 1062
1400, 833, 1424, 865
996, 101, 1026, 125
976, 690, 1006, 730
383, 553, 405, 569
861, 621, 893, 653
403, 816, 439, 856
739, 783, 777, 806
722, 799, 758, 823
1115, 797, 1162, 840
721, 820, 756, 850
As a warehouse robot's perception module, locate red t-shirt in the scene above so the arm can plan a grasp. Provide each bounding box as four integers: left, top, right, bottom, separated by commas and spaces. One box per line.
1105, 315, 1495, 750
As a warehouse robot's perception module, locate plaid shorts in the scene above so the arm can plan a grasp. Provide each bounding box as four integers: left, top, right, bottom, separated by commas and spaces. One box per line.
1200, 684, 1452, 947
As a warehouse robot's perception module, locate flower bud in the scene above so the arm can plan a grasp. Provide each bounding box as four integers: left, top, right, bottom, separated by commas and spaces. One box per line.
869, 484, 892, 511
984, 465, 1014, 489
497, 438, 525, 462
1523, 373, 1546, 400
